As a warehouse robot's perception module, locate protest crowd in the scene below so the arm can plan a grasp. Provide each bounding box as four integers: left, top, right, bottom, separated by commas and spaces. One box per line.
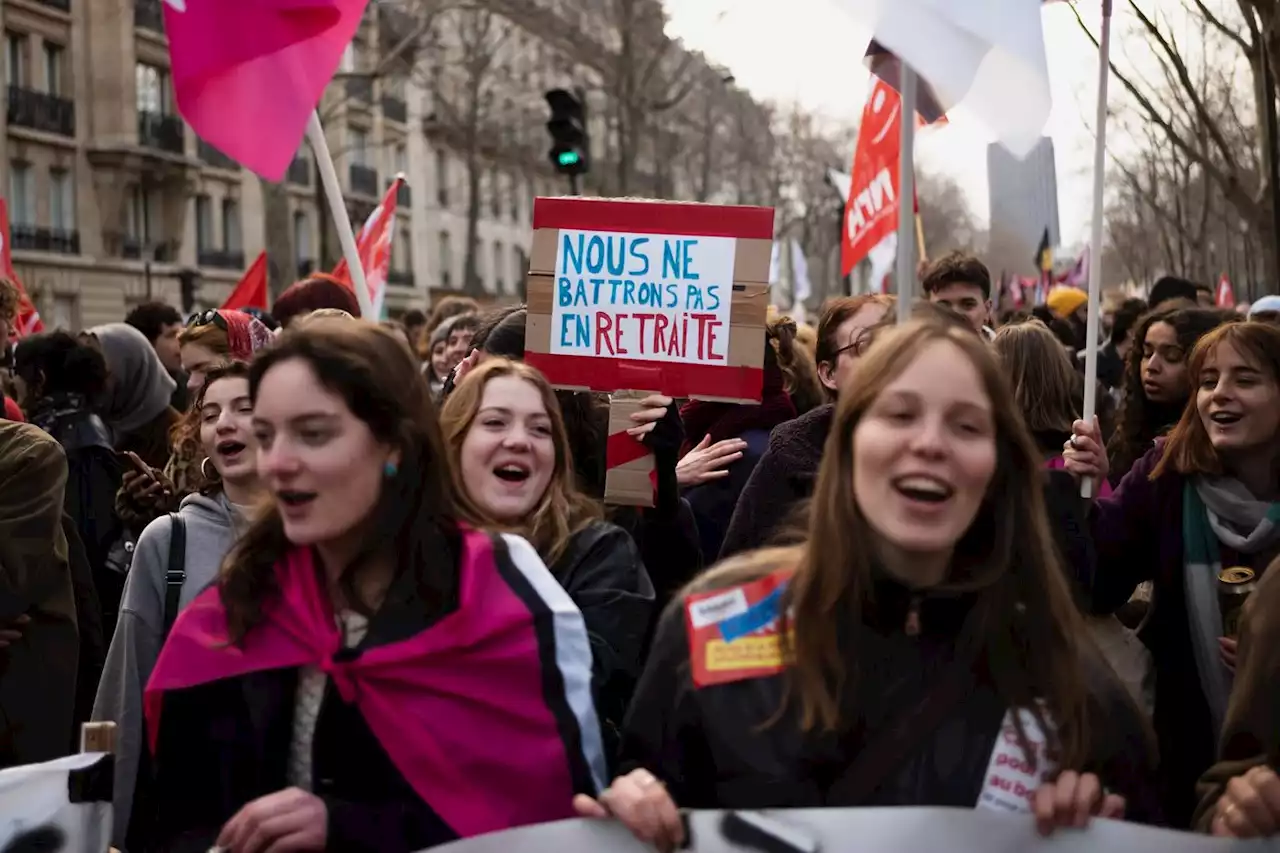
4, 0, 1280, 849
3, 255, 1280, 851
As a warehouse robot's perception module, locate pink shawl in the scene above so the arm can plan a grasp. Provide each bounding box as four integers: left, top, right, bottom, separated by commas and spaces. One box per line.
144, 529, 605, 838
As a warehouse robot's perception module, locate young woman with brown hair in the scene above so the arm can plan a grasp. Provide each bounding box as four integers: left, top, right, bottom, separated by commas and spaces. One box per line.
577, 318, 1158, 850
1066, 319, 1280, 827
439, 358, 653, 763
141, 321, 605, 852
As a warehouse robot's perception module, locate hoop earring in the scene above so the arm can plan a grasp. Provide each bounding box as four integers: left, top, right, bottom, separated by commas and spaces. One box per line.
200, 457, 220, 482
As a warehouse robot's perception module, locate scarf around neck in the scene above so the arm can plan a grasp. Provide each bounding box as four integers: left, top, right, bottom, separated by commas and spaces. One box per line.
144, 528, 606, 838
1182, 476, 1280, 734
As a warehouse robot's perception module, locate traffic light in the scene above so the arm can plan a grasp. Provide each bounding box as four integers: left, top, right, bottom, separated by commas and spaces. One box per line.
545, 89, 589, 177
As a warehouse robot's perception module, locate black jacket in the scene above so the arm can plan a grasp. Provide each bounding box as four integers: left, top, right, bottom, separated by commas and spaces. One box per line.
684, 428, 771, 563
551, 521, 654, 769
144, 563, 462, 852
620, 580, 1161, 821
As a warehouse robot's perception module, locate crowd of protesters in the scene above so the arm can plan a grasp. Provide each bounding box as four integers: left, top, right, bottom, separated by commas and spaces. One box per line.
0, 251, 1279, 851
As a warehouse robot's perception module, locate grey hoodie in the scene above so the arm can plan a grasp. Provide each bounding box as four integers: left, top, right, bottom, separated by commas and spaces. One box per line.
92, 491, 245, 848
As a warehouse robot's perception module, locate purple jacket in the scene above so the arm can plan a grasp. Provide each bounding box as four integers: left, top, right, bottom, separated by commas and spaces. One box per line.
1088, 444, 1209, 828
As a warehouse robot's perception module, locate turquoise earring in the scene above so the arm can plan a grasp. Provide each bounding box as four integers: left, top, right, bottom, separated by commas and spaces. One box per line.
384, 461, 399, 478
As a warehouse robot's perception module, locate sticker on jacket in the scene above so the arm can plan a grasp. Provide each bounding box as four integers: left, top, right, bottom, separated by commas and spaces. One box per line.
685, 570, 792, 688
976, 707, 1059, 814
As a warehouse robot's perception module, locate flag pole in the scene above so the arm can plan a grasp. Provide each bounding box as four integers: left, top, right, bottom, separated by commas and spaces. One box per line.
1080, 0, 1113, 499
895, 66, 918, 323
306, 111, 374, 319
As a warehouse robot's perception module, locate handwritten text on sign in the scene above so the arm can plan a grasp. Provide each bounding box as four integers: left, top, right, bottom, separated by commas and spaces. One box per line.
552, 229, 736, 364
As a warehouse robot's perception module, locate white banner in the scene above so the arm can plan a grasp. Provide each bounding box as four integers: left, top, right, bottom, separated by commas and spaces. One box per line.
0, 753, 113, 852
427, 808, 1280, 853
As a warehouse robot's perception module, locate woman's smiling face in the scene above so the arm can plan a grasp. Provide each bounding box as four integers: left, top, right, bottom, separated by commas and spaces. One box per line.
457, 375, 555, 522
852, 339, 997, 569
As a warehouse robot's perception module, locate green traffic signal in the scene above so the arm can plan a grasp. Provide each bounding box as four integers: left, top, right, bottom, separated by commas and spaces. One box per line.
557, 150, 581, 167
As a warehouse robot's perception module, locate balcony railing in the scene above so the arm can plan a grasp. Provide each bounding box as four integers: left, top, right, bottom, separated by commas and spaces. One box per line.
198, 248, 245, 270
286, 157, 311, 186
7, 86, 75, 137
134, 0, 164, 31
349, 163, 379, 197
11, 226, 79, 255
388, 269, 415, 286
381, 95, 407, 123
37, 0, 71, 10
197, 140, 239, 171
122, 239, 175, 261
138, 111, 184, 154
345, 76, 373, 103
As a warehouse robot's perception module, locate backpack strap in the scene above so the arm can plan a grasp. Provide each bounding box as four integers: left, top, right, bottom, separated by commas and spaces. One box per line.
162, 513, 187, 636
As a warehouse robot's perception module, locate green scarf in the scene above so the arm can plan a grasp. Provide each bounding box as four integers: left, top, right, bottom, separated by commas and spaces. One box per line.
1183, 478, 1280, 735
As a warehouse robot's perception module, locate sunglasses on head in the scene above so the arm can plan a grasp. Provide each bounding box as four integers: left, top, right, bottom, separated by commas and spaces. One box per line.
186, 309, 227, 330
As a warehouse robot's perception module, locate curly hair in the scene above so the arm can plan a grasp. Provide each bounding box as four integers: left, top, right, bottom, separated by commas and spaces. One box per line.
0, 278, 19, 324
1107, 307, 1231, 482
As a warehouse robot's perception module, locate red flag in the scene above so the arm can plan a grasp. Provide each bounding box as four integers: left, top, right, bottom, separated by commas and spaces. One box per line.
331, 176, 402, 317
221, 251, 269, 312
842, 80, 910, 276
1215, 273, 1236, 309
163, 0, 370, 181
0, 199, 43, 339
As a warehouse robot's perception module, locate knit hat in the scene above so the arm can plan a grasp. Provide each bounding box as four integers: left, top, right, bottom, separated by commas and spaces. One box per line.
1047, 286, 1089, 319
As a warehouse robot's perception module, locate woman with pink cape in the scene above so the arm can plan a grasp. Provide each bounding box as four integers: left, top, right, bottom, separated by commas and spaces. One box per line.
137, 321, 606, 852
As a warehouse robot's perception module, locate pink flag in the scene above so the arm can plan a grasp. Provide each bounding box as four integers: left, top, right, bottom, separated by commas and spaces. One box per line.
164, 0, 370, 181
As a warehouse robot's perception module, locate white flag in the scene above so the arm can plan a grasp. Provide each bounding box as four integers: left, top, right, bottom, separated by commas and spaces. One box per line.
840, 0, 1052, 158
790, 239, 813, 304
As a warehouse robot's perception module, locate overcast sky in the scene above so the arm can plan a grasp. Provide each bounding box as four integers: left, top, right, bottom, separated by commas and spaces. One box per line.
662, 0, 1121, 248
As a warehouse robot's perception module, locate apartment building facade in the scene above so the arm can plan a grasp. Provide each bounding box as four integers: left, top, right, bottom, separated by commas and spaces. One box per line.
0, 0, 775, 329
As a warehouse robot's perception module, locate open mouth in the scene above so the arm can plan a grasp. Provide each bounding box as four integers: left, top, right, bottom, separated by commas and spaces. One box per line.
892, 474, 954, 505
1210, 411, 1243, 426
277, 489, 318, 509
216, 440, 246, 457
493, 463, 531, 484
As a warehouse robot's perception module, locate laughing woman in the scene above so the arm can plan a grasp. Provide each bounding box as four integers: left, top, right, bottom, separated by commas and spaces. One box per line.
576, 318, 1159, 851
142, 321, 604, 853
439, 359, 655, 764
94, 362, 264, 851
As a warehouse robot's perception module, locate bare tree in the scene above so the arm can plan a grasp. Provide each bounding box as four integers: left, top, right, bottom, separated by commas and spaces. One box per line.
1071, 0, 1278, 287
425, 6, 515, 294
916, 168, 982, 259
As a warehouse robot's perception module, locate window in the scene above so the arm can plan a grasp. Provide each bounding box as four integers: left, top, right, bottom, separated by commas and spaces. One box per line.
438, 230, 452, 287
434, 150, 448, 207
42, 43, 63, 96
135, 63, 170, 115
52, 294, 76, 330
125, 185, 151, 242
349, 126, 369, 166
49, 169, 74, 232
293, 211, 311, 262
395, 225, 412, 272
221, 198, 241, 252
194, 195, 213, 252
512, 245, 524, 288
492, 241, 504, 292
510, 175, 521, 221
5, 32, 26, 87
8, 163, 33, 226
489, 171, 501, 219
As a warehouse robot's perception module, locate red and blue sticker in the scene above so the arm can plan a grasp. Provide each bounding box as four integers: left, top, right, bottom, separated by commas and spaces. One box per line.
684, 570, 792, 687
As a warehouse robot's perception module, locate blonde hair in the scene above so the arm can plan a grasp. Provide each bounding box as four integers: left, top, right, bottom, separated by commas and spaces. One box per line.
438, 358, 600, 566
991, 320, 1080, 435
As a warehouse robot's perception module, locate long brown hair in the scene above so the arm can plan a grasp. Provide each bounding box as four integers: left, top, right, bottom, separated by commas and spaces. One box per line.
219, 319, 460, 642
1154, 320, 1280, 479
438, 358, 600, 566
699, 318, 1095, 767
992, 320, 1080, 438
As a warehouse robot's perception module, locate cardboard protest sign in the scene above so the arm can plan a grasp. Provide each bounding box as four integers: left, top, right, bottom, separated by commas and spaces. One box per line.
524, 197, 774, 506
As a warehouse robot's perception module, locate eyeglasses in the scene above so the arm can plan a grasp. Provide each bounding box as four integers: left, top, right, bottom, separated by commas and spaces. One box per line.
834, 330, 874, 360
186, 309, 227, 330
